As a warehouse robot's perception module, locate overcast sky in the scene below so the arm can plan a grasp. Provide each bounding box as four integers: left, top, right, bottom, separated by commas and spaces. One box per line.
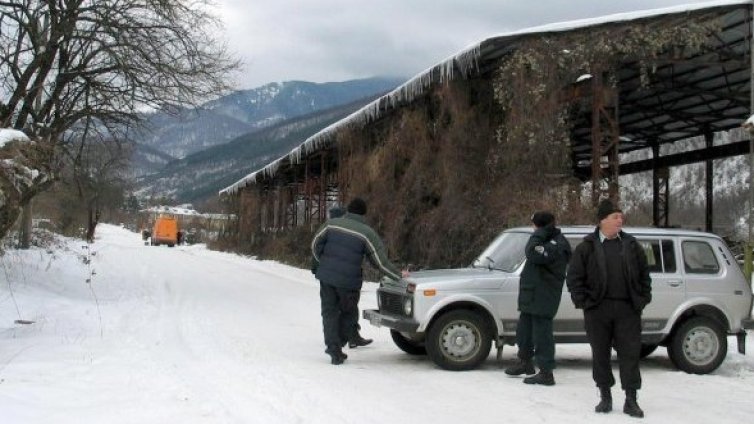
213, 0, 728, 90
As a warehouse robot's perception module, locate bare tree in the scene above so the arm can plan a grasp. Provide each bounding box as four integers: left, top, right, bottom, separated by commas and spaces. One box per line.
63, 117, 133, 241
0, 0, 240, 240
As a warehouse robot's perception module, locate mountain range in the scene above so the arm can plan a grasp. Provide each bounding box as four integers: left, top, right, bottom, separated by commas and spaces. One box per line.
131, 77, 404, 202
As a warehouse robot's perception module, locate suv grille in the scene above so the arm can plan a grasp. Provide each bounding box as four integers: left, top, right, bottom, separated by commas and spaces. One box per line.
379, 291, 405, 315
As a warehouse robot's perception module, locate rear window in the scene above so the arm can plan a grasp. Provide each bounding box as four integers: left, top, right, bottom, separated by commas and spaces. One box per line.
682, 241, 720, 274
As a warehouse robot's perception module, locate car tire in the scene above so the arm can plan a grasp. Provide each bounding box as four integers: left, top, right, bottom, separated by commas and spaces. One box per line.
390, 330, 426, 355
640, 343, 659, 358
668, 316, 727, 374
426, 309, 492, 371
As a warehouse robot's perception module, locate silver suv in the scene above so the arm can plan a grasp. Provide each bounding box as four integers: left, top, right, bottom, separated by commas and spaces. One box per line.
364, 226, 754, 374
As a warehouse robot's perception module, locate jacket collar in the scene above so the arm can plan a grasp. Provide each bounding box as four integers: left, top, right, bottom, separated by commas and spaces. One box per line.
344, 212, 366, 223
599, 230, 622, 243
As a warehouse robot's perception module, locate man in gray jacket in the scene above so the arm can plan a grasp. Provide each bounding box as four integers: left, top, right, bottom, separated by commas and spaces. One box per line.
312, 198, 405, 365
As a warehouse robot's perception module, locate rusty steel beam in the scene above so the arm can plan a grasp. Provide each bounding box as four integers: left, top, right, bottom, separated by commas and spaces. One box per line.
590, 72, 621, 205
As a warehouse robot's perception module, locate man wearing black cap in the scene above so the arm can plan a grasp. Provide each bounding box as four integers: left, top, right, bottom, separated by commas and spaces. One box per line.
505, 211, 571, 385
312, 197, 406, 365
567, 199, 652, 418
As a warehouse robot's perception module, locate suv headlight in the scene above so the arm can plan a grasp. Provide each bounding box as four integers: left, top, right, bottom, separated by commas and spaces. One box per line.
403, 298, 413, 316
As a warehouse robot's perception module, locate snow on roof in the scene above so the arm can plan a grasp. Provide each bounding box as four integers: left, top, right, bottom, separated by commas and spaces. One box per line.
141, 205, 233, 220
219, 0, 753, 196
0, 128, 30, 148
142, 205, 201, 216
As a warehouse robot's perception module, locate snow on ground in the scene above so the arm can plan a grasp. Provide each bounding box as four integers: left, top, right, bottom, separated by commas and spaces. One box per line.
0, 224, 752, 424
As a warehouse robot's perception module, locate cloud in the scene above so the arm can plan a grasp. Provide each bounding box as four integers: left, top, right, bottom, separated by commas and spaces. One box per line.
213, 0, 718, 89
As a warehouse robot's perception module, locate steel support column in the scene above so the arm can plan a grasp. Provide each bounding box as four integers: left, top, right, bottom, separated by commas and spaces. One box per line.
652, 143, 670, 227
705, 131, 714, 232
304, 158, 311, 225
284, 185, 295, 228
590, 72, 621, 206
293, 167, 299, 227
280, 183, 287, 230
273, 185, 280, 230
319, 153, 326, 222
262, 187, 271, 232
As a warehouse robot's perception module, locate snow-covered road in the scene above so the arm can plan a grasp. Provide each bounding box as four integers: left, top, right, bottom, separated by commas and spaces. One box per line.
1, 224, 753, 423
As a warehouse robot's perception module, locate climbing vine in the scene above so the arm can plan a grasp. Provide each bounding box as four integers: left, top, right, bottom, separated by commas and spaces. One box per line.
491, 17, 720, 181
225, 14, 726, 269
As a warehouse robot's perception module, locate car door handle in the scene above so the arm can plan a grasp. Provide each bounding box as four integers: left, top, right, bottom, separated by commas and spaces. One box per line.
667, 280, 682, 287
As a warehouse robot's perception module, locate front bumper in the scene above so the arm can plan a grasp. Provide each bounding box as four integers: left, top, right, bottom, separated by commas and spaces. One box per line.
363, 309, 420, 333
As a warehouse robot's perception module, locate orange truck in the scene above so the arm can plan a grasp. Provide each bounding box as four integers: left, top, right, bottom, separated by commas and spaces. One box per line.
151, 216, 178, 247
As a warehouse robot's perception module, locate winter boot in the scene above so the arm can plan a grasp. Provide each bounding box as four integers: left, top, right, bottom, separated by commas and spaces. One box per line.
623, 389, 644, 418
348, 335, 373, 348
504, 359, 535, 376
595, 387, 612, 413
523, 370, 555, 386
325, 346, 348, 365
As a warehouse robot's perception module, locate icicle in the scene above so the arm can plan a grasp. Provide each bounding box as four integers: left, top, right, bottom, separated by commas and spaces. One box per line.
220, 40, 489, 195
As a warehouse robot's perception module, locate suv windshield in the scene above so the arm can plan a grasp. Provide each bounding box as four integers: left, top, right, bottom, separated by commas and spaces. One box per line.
472, 232, 529, 272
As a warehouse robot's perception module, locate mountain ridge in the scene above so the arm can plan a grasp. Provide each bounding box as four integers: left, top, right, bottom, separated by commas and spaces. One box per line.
132, 77, 404, 163
130, 77, 404, 202
133, 91, 391, 204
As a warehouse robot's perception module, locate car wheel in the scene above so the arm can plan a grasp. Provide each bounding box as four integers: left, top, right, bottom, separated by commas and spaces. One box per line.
640, 343, 659, 358
668, 316, 727, 374
426, 310, 492, 371
390, 330, 426, 355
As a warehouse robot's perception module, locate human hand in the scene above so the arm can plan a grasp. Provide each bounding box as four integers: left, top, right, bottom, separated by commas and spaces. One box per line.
401, 269, 410, 278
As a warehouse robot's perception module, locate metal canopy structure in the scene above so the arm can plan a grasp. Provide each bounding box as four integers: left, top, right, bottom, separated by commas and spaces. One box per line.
466, 3, 753, 177
222, 0, 754, 235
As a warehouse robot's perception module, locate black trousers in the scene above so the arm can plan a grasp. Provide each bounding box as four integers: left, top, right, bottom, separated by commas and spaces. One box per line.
515, 312, 556, 371
584, 299, 642, 390
319, 282, 360, 350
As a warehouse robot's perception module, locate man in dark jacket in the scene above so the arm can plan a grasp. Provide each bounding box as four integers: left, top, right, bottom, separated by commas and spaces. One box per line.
312, 198, 404, 365
566, 199, 652, 418
505, 211, 571, 386
311, 205, 370, 347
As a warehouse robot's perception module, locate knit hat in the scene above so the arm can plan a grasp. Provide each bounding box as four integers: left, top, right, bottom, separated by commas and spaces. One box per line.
347, 198, 367, 215
531, 211, 555, 228
597, 199, 622, 222
328, 206, 345, 219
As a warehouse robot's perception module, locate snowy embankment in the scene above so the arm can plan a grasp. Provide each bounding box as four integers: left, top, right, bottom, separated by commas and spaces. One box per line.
1, 224, 753, 424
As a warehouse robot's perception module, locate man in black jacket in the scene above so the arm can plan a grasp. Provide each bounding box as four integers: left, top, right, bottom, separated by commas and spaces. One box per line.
312, 198, 405, 365
505, 211, 571, 386
567, 199, 652, 418
312, 206, 371, 347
